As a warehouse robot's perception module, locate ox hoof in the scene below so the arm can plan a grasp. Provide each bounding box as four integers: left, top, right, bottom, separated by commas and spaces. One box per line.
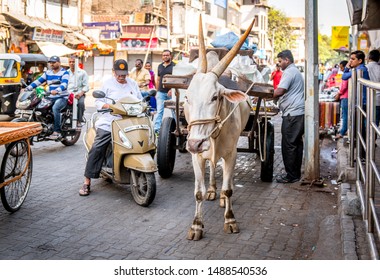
223, 222, 240, 234
187, 228, 203, 241
206, 191, 217, 201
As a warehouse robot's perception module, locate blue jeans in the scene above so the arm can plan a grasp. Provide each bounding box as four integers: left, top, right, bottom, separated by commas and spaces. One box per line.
52, 97, 68, 133
154, 91, 171, 133
376, 106, 380, 127
340, 98, 348, 136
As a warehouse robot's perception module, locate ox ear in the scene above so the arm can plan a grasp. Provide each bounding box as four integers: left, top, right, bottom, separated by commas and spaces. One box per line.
222, 88, 248, 103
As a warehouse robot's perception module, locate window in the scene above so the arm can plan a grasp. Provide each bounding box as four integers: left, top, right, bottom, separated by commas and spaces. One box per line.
217, 6, 227, 20
205, 2, 211, 15
0, 59, 18, 78
254, 15, 259, 27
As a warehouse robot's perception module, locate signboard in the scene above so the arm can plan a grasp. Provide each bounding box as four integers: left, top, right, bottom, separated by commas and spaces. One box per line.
33, 28, 65, 43
331, 26, 349, 50
82, 21, 121, 40
120, 38, 158, 50
122, 25, 154, 38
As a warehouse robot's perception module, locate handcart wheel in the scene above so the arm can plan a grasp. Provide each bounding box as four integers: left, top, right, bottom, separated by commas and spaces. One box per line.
0, 139, 33, 212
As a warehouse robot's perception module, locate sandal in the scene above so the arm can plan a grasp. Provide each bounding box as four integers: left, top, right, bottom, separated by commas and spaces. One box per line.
79, 184, 90, 196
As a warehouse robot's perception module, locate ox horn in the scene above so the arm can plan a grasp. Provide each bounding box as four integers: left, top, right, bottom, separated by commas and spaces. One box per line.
211, 18, 255, 78
197, 15, 207, 73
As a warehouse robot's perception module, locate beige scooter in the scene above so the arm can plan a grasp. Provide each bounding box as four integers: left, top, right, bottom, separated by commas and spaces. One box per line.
83, 90, 157, 207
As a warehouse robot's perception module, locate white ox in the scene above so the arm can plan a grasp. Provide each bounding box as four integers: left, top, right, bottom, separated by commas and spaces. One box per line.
184, 17, 254, 241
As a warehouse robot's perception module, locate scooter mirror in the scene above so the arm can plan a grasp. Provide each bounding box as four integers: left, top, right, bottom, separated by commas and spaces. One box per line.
93, 90, 106, 98
20, 78, 28, 87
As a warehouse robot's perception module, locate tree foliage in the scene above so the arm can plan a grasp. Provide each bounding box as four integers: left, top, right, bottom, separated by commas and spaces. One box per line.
268, 8, 296, 55
318, 33, 347, 65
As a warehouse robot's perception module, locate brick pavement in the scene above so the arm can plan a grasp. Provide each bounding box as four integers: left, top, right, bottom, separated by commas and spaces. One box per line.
0, 105, 368, 260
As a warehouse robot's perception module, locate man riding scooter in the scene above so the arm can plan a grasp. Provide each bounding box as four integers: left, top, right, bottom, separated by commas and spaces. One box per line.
80, 59, 142, 196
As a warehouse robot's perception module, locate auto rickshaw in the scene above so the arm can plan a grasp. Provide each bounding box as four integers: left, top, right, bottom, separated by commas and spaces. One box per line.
0, 53, 48, 120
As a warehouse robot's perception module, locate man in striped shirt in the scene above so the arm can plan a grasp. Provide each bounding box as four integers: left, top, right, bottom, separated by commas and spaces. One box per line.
26, 55, 70, 140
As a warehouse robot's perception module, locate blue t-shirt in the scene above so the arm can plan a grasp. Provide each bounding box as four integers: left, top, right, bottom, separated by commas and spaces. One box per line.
342, 64, 369, 104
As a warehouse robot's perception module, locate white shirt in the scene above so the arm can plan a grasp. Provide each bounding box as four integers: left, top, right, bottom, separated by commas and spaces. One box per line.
95, 77, 142, 132
367, 61, 380, 106
67, 68, 89, 95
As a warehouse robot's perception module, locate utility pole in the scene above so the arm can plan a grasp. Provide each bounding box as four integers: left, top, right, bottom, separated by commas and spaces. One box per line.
166, 0, 171, 49
44, 0, 47, 19
304, 0, 320, 180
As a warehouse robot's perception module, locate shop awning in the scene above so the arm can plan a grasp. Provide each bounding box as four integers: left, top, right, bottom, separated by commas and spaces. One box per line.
65, 31, 92, 46
36, 41, 78, 57
346, 0, 380, 30
2, 12, 69, 32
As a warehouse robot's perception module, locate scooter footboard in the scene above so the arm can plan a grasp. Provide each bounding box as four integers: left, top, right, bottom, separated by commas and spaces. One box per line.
123, 153, 158, 172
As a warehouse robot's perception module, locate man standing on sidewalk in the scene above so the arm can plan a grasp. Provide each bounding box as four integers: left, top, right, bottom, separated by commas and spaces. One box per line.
273, 50, 305, 184
129, 58, 151, 97
367, 49, 380, 126
154, 50, 175, 134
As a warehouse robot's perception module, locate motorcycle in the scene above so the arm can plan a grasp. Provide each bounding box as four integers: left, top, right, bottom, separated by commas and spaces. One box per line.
11, 84, 81, 146
84, 90, 157, 207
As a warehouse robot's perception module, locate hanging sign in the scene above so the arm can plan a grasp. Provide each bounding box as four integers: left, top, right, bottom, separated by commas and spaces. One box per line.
120, 38, 158, 50
331, 26, 349, 51
33, 28, 65, 43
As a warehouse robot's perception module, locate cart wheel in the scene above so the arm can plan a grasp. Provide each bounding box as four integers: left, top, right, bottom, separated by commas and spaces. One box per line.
61, 114, 81, 146
0, 139, 32, 212
260, 120, 274, 182
157, 117, 177, 178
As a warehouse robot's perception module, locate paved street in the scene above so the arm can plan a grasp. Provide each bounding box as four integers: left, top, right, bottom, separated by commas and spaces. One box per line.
0, 103, 358, 260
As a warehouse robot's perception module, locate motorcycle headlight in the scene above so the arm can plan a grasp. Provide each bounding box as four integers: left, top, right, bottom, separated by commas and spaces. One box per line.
16, 99, 31, 110
118, 130, 132, 149
121, 103, 144, 116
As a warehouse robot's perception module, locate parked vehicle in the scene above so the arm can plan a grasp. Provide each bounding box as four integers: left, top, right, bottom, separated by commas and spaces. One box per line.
83, 90, 157, 207
11, 85, 81, 146
0, 54, 48, 120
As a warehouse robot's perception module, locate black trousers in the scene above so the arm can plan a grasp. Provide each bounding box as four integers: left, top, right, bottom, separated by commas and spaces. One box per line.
84, 128, 112, 179
281, 114, 304, 180
77, 95, 85, 123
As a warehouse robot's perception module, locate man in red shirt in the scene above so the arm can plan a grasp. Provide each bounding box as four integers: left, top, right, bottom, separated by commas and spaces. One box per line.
270, 63, 282, 89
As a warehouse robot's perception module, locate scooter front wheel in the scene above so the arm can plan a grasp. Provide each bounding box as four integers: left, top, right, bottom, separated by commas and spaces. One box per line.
130, 170, 156, 207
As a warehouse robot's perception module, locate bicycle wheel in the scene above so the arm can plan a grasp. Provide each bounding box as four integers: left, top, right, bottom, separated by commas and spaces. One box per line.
0, 139, 33, 212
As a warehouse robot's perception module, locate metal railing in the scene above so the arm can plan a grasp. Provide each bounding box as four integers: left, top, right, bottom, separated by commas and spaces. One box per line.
349, 69, 380, 259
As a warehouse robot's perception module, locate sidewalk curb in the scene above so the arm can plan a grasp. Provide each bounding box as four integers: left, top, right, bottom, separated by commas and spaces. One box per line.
338, 183, 359, 260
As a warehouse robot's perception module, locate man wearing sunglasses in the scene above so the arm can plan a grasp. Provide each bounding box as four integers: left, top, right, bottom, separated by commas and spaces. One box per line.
25, 55, 69, 140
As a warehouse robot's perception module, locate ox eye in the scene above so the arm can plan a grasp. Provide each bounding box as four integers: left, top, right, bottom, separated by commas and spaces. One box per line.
211, 95, 218, 102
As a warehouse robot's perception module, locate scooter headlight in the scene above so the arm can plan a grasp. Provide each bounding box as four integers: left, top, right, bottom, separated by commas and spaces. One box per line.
122, 103, 144, 116
118, 130, 133, 149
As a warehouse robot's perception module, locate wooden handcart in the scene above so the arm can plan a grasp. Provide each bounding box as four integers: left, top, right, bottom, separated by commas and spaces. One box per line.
0, 122, 42, 212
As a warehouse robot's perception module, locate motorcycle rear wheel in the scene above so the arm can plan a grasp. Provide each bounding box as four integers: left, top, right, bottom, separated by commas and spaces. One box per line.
61, 115, 81, 146
130, 170, 156, 207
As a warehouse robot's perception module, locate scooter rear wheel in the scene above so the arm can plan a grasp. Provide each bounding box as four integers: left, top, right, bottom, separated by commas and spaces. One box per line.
130, 171, 156, 207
